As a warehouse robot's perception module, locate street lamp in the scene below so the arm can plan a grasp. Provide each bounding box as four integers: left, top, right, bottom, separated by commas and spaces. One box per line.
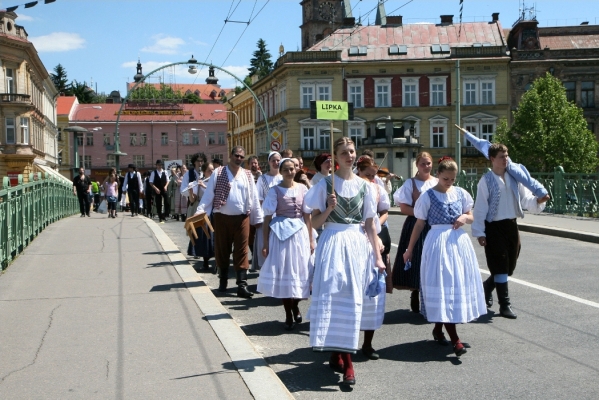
214, 109, 240, 147
68, 106, 102, 172
64, 126, 101, 171
190, 128, 209, 148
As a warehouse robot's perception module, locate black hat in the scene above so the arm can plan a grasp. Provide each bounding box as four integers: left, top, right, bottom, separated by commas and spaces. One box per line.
127, 163, 135, 169
156, 159, 163, 165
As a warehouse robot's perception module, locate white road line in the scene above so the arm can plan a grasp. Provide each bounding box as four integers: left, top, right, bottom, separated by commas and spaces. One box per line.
391, 243, 599, 309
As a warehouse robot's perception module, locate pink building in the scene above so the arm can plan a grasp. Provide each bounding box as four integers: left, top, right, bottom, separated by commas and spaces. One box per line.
69, 102, 229, 180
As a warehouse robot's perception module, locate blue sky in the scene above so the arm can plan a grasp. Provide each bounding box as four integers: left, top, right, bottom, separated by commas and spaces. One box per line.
2, 0, 598, 94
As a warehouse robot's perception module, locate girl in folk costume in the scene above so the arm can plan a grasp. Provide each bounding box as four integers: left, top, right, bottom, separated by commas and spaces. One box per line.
304, 137, 385, 386
403, 158, 486, 357
252, 151, 283, 271
169, 166, 183, 221
310, 153, 332, 186
257, 159, 314, 331
187, 162, 216, 271
392, 152, 437, 312
356, 156, 391, 361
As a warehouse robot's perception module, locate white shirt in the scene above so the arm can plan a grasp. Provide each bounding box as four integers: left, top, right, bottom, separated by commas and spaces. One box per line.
122, 171, 143, 193
258, 173, 283, 202
393, 177, 438, 207
180, 168, 203, 196
472, 172, 545, 238
414, 187, 474, 221
149, 169, 166, 184
196, 166, 263, 224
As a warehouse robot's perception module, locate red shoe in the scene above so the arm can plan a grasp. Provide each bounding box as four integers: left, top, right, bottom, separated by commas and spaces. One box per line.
453, 341, 467, 357
329, 352, 344, 373
341, 353, 355, 385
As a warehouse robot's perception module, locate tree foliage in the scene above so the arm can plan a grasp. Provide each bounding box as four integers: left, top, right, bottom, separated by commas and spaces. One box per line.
495, 73, 598, 173
71, 80, 95, 104
50, 64, 72, 95
128, 84, 202, 103
248, 38, 273, 80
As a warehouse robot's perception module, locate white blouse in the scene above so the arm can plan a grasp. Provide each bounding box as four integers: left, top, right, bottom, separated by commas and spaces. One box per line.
304, 174, 377, 221
258, 173, 283, 202
262, 184, 309, 216
414, 187, 474, 221
393, 177, 438, 206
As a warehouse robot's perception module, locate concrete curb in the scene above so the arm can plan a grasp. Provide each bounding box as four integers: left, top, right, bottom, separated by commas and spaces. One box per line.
388, 209, 599, 244
143, 218, 294, 400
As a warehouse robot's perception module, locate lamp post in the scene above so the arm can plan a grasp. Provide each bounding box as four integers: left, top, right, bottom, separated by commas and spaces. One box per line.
214, 109, 240, 148
68, 106, 102, 173
190, 128, 208, 148
64, 126, 102, 173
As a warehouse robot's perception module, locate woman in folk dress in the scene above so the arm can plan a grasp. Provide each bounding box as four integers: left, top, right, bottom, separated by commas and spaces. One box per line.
257, 158, 314, 330
304, 137, 385, 386
392, 152, 437, 313
187, 162, 215, 271
252, 151, 282, 271
403, 158, 486, 357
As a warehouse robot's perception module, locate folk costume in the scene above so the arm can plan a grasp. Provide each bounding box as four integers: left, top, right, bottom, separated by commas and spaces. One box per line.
196, 165, 263, 297
391, 177, 438, 311
123, 166, 143, 216
149, 166, 170, 223
415, 187, 486, 324
472, 170, 546, 318
186, 172, 214, 262
305, 174, 377, 353
252, 173, 283, 270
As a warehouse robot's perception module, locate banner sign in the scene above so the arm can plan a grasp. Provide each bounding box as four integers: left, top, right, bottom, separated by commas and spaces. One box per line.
310, 101, 354, 121
164, 159, 183, 177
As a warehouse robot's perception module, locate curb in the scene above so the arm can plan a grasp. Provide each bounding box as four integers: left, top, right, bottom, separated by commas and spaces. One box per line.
143, 218, 294, 400
388, 209, 599, 244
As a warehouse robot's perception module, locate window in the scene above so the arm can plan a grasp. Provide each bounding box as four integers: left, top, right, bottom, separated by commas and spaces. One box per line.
182, 132, 190, 145
588, 122, 595, 134
192, 132, 200, 145
106, 154, 116, 167
133, 155, 144, 168
6, 117, 15, 144
20, 117, 29, 144
375, 78, 391, 107
79, 155, 92, 169
161, 133, 168, 146
349, 127, 364, 148
429, 116, 448, 148
464, 77, 496, 105
347, 79, 364, 108
212, 153, 224, 162
161, 155, 169, 164
86, 133, 93, 146
279, 86, 287, 112
402, 78, 418, 107
581, 81, 595, 108
563, 82, 576, 102
301, 86, 313, 109
465, 168, 477, 176
218, 132, 225, 145
318, 85, 330, 100
76, 133, 83, 146
463, 124, 477, 146
208, 132, 215, 145
300, 80, 332, 108
430, 77, 447, 106
6, 69, 15, 94
463, 114, 497, 148
130, 133, 137, 146
318, 129, 330, 150
302, 127, 315, 150
57, 128, 62, 142
481, 123, 494, 143
185, 154, 193, 167
140, 132, 147, 146
103, 133, 110, 145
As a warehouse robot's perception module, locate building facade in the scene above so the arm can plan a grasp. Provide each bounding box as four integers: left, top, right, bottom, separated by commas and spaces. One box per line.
0, 11, 59, 183
70, 103, 228, 181
226, 87, 256, 156
56, 96, 77, 180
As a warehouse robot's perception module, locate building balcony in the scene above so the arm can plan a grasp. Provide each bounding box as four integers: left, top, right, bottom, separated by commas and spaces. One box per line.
0, 93, 32, 105
462, 146, 484, 157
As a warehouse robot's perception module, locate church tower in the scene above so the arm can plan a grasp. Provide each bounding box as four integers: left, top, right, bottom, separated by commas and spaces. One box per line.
300, 0, 352, 50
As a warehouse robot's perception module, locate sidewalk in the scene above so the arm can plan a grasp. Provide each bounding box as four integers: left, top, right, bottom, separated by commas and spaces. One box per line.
389, 207, 599, 244
0, 213, 291, 399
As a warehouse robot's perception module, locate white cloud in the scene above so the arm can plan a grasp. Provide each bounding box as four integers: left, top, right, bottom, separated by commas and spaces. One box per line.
17, 13, 34, 22
141, 35, 185, 55
29, 32, 85, 52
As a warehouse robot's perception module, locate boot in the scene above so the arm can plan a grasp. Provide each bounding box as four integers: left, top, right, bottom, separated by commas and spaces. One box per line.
218, 269, 228, 292
329, 352, 344, 373
410, 290, 420, 313
236, 270, 254, 298
483, 276, 495, 308
496, 282, 517, 319
341, 353, 355, 385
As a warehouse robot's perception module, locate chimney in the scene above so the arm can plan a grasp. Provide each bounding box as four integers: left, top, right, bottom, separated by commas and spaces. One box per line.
492, 13, 499, 22
343, 17, 356, 27
581, 21, 589, 25
385, 15, 403, 26
440, 15, 453, 25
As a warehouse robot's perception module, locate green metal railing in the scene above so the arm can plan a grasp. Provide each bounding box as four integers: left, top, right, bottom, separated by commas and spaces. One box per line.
389, 166, 599, 217
0, 172, 79, 270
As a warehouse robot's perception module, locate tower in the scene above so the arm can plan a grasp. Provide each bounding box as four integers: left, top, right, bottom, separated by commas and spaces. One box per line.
300, 0, 351, 50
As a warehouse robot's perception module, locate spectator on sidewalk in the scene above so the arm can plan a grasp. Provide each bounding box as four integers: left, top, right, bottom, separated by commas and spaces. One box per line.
104, 173, 119, 218
91, 180, 100, 211
195, 146, 263, 298
123, 164, 143, 217
149, 160, 170, 224
73, 167, 92, 217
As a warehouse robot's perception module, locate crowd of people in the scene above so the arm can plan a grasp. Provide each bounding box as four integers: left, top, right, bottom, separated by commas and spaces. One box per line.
73, 129, 549, 387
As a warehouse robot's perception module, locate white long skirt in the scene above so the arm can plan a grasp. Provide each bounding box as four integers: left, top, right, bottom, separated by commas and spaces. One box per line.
309, 223, 373, 353
257, 224, 311, 299
420, 225, 487, 323
360, 281, 386, 331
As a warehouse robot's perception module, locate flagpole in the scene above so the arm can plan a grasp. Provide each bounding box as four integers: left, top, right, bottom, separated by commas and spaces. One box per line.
329, 120, 335, 193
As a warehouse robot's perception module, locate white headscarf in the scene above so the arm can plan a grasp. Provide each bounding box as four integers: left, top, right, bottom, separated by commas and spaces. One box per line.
268, 151, 281, 161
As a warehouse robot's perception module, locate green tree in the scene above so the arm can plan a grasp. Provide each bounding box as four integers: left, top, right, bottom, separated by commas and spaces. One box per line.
235, 75, 253, 94
248, 38, 273, 79
71, 80, 95, 104
50, 64, 72, 95
495, 73, 598, 173
129, 84, 187, 101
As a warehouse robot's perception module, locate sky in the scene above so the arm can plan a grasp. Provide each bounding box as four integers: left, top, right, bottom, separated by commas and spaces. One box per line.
2, 0, 598, 95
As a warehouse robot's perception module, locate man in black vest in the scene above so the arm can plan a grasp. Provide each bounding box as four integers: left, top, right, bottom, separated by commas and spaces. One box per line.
149, 159, 170, 223
72, 167, 92, 217
123, 163, 143, 217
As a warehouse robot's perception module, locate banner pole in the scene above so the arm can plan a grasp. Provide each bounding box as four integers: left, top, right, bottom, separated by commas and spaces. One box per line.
330, 120, 335, 194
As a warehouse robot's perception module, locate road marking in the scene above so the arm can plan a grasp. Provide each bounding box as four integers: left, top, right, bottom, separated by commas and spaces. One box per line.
391, 243, 599, 309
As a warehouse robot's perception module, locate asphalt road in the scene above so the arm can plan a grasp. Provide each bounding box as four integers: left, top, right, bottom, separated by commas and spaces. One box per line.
161, 214, 599, 399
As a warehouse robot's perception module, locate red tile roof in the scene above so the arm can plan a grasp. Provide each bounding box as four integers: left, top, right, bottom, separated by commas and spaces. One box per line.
56, 96, 77, 116
125, 83, 235, 102
309, 21, 507, 61
71, 103, 228, 122
539, 34, 599, 49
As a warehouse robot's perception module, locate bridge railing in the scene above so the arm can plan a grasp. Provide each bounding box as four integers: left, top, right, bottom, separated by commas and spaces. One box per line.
0, 173, 79, 270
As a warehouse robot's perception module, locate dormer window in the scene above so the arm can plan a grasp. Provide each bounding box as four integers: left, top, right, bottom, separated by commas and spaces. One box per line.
348, 46, 367, 56
431, 44, 450, 54
388, 45, 407, 55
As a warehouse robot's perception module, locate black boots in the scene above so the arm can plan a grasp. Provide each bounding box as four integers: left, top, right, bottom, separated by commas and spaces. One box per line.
410, 290, 420, 313
236, 270, 253, 298
218, 267, 228, 292
496, 282, 517, 319
483, 276, 495, 308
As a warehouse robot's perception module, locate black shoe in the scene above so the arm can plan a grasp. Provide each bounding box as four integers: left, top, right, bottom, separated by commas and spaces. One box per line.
284, 317, 295, 331
410, 290, 420, 313
80, 214, 85, 217
432, 330, 450, 346
237, 285, 254, 298
87, 214, 91, 217
496, 282, 518, 319
483, 276, 495, 308
361, 346, 379, 360
218, 278, 228, 292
